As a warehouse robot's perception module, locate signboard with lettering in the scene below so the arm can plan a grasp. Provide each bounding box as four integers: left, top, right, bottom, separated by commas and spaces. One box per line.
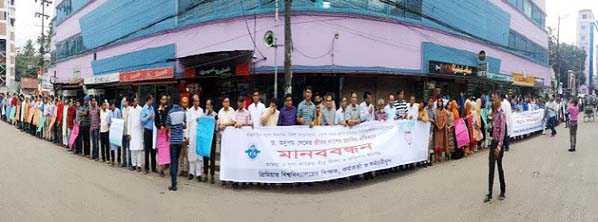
477, 62, 488, 77
120, 67, 174, 82
20, 77, 39, 89
512, 73, 535, 87
84, 72, 120, 85
196, 65, 234, 79
486, 73, 513, 83
429, 61, 477, 76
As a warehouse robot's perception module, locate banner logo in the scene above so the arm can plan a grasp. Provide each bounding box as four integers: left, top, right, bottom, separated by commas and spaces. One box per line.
245, 144, 261, 159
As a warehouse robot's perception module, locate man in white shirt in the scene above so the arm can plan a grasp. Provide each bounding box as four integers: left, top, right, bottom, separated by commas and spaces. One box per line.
185, 95, 204, 181
384, 94, 396, 120
217, 97, 236, 131
546, 96, 558, 137
248, 89, 266, 127
406, 96, 419, 120
501, 95, 513, 151
261, 98, 280, 127
335, 97, 348, 126
127, 97, 144, 171
359, 91, 374, 122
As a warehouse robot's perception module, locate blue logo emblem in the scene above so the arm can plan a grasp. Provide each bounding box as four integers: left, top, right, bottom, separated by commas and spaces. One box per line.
245, 144, 261, 159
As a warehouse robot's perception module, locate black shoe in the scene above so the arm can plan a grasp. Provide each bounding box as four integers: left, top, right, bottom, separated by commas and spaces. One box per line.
202, 177, 208, 183
197, 176, 202, 182
168, 186, 177, 191
568, 148, 574, 152
484, 195, 492, 203
498, 193, 505, 200
188, 174, 194, 180
211, 176, 215, 184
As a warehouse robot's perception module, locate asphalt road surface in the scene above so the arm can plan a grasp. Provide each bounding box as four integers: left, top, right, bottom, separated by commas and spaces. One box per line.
1, 120, 598, 222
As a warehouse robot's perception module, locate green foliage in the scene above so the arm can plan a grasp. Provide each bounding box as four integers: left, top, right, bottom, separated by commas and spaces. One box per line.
548, 27, 587, 88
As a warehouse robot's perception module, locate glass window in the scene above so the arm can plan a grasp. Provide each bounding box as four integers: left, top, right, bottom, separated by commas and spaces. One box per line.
582, 36, 586, 41
583, 14, 588, 19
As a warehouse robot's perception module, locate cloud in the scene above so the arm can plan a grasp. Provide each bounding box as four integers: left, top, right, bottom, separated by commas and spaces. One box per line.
546, 0, 598, 45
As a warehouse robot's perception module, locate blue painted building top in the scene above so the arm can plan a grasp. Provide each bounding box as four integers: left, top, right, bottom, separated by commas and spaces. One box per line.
91, 44, 176, 75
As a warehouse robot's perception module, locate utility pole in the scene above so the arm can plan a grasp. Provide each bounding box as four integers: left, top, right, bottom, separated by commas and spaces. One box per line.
556, 16, 561, 97
273, 0, 280, 98
35, 0, 52, 73
283, 0, 292, 95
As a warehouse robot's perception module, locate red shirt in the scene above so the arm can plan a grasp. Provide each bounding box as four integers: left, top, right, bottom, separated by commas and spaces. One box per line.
67, 106, 77, 129
56, 103, 64, 125
11, 97, 17, 106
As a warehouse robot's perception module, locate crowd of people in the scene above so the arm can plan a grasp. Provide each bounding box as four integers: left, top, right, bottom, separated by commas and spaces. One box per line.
0, 87, 582, 192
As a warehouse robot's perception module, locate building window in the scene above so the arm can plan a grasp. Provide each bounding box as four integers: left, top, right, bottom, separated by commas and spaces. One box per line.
583, 14, 588, 19
506, 0, 545, 28
582, 25, 586, 30
582, 36, 586, 41
508, 30, 548, 64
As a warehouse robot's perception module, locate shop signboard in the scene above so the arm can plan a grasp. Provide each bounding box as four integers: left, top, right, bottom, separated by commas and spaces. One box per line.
512, 73, 535, 87
120, 67, 174, 82
429, 61, 477, 76
84, 72, 120, 85
486, 73, 513, 83
196, 65, 234, 79
534, 78, 545, 88
20, 77, 39, 89
477, 62, 488, 77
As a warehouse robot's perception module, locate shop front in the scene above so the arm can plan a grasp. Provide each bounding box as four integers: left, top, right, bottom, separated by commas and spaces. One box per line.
426, 60, 479, 99
512, 72, 536, 96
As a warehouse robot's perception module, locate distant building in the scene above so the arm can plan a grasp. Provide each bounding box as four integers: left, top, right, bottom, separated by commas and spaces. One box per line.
0, 0, 16, 91
576, 9, 596, 89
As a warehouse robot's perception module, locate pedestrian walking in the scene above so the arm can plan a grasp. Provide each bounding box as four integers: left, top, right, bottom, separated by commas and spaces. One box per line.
546, 97, 558, 137
567, 100, 579, 152
167, 96, 187, 191
485, 91, 507, 203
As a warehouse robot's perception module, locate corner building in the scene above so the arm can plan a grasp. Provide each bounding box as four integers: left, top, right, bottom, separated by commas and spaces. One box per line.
49, 0, 550, 103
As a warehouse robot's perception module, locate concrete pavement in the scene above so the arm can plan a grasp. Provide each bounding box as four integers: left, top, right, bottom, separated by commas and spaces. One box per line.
1, 120, 598, 222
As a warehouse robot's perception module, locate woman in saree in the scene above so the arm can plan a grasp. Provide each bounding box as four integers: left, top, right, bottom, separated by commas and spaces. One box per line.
433, 99, 447, 162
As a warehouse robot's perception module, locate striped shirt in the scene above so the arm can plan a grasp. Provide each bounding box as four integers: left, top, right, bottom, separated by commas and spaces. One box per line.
492, 107, 506, 149
166, 105, 186, 145
394, 100, 408, 119
89, 106, 101, 130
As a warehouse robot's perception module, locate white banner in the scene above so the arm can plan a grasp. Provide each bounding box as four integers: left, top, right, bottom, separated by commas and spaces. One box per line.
510, 109, 545, 138
220, 120, 431, 183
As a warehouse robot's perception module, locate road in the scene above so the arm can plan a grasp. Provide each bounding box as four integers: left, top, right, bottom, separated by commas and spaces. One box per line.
1, 120, 598, 222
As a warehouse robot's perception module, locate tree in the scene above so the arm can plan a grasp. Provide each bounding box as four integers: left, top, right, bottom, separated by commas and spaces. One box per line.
15, 40, 41, 78
548, 27, 587, 89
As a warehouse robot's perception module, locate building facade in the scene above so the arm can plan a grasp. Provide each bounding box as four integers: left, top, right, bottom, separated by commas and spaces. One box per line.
49, 0, 550, 102
0, 0, 16, 92
576, 9, 596, 93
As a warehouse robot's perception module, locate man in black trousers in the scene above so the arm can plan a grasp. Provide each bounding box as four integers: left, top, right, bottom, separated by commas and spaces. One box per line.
485, 91, 507, 203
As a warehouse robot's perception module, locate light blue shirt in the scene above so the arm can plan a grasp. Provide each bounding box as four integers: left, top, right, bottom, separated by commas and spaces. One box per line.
140, 104, 155, 130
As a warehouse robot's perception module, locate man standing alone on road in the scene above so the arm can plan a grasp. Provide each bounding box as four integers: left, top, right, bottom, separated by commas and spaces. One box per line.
546, 97, 558, 137
567, 100, 579, 152
167, 96, 187, 191
485, 91, 507, 203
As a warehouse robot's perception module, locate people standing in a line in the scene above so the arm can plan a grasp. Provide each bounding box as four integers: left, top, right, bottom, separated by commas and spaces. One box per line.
185, 95, 203, 181
128, 97, 144, 172
76, 97, 91, 156
546, 96, 558, 137
155, 95, 171, 177
359, 91, 374, 122
99, 101, 112, 163
108, 100, 122, 166
140, 94, 156, 174
261, 98, 280, 127
567, 100, 580, 152
395, 90, 408, 120
166, 96, 187, 191
202, 99, 218, 184
297, 86, 316, 126
485, 91, 507, 203
248, 89, 266, 128
89, 97, 101, 160
278, 94, 296, 126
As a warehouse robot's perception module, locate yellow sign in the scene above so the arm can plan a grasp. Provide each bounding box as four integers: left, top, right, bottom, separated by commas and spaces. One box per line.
512, 73, 535, 87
